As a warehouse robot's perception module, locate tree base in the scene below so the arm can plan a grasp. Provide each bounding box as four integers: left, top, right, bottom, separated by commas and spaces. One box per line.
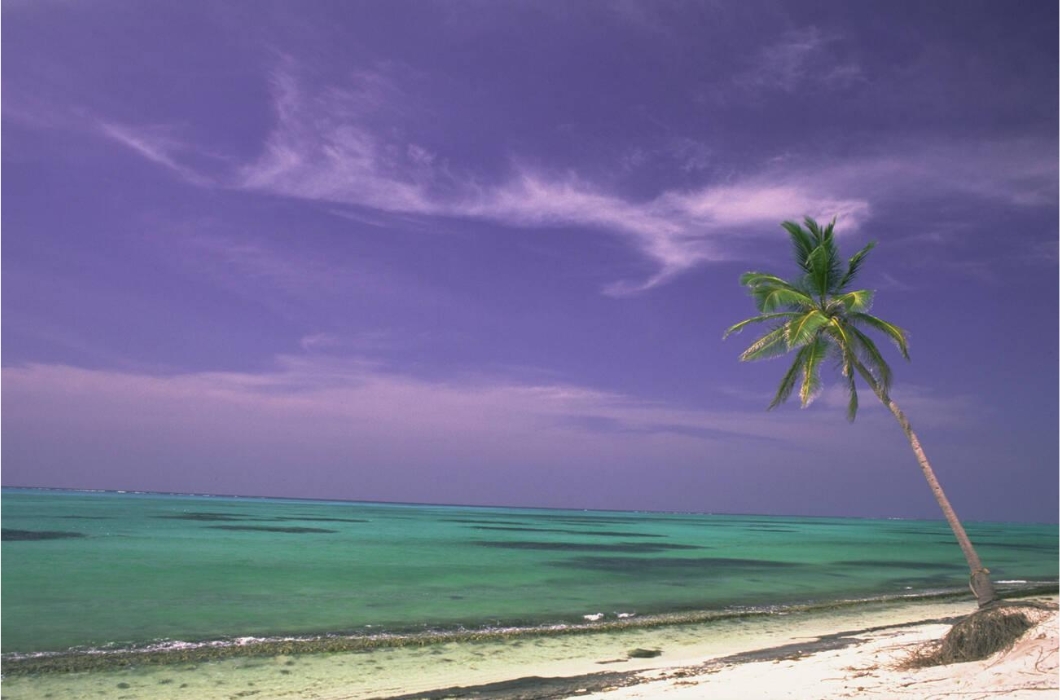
901, 602, 1052, 668
970, 569, 998, 608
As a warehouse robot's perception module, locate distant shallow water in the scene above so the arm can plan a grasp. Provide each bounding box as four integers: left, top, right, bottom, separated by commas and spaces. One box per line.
2, 487, 1056, 672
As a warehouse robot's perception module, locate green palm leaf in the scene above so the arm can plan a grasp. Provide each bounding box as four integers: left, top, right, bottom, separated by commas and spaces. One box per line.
723, 312, 799, 338
847, 324, 894, 392
844, 361, 859, 421
753, 285, 812, 312
781, 220, 816, 273
851, 313, 910, 359
838, 241, 876, 290
785, 310, 829, 348
738, 325, 791, 362
830, 289, 874, 313
768, 346, 807, 409
739, 273, 813, 312
798, 336, 827, 406
726, 218, 909, 418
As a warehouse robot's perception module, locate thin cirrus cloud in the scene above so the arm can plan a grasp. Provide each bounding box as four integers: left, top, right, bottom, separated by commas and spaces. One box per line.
93, 62, 1054, 294
93, 64, 871, 294
230, 66, 867, 293
98, 122, 218, 188
0, 355, 912, 466
733, 26, 863, 93
1, 354, 977, 505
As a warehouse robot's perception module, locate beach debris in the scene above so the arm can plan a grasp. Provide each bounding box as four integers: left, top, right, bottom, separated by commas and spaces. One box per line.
902, 602, 1052, 667
628, 648, 662, 658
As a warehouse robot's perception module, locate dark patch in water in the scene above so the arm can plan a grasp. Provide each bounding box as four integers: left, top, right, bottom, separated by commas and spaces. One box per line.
443, 518, 530, 526
745, 526, 796, 532
889, 573, 967, 589
275, 516, 368, 524
552, 555, 797, 575
158, 512, 253, 522
207, 525, 337, 534
516, 513, 679, 525
2, 529, 86, 541
474, 541, 699, 554
158, 512, 367, 525
836, 560, 965, 570
471, 525, 666, 538
59, 515, 113, 520
994, 542, 1058, 553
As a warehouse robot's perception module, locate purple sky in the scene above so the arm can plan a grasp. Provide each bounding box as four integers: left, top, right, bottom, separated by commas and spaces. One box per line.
3, 1, 1057, 522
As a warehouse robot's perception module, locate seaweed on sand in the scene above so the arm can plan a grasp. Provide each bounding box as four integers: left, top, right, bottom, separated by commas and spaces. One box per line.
901, 601, 1054, 668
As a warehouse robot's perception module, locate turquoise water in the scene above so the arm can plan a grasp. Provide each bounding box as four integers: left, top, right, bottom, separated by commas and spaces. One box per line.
2, 488, 1056, 659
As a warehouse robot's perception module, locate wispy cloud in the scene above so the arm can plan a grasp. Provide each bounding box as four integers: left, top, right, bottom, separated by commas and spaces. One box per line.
735, 26, 863, 93
98, 122, 217, 187
89, 62, 1054, 295
2, 355, 982, 508
0, 356, 888, 459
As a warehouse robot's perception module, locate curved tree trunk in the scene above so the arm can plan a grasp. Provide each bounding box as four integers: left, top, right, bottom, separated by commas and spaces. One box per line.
862, 379, 997, 607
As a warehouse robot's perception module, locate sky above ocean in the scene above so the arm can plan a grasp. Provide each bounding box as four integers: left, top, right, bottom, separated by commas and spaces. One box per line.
2, 1, 1056, 522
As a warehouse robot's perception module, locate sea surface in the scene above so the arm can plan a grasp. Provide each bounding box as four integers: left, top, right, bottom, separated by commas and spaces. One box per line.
2, 487, 1056, 669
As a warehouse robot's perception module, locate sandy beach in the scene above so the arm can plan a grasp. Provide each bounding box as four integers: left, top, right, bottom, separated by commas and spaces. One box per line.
5, 595, 1054, 700
575, 599, 1058, 700
368, 595, 1059, 700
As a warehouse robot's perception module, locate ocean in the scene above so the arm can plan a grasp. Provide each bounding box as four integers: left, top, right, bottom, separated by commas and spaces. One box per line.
1, 487, 1056, 695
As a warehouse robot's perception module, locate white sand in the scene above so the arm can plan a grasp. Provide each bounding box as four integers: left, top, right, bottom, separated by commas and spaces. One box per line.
581, 603, 1058, 700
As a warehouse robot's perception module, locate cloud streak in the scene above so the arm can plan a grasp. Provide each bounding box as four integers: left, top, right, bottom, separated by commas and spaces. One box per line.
92, 62, 1055, 295
99, 122, 217, 187
1, 356, 982, 510
734, 26, 863, 93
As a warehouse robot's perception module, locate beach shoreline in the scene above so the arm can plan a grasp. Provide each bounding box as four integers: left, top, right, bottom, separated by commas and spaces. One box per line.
371, 595, 1059, 700
3, 593, 1055, 700
571, 597, 1059, 700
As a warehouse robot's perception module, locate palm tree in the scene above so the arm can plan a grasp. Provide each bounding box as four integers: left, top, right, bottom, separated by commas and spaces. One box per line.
724, 217, 997, 608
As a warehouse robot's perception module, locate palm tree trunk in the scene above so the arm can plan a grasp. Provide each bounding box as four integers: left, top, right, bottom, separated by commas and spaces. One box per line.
861, 378, 997, 607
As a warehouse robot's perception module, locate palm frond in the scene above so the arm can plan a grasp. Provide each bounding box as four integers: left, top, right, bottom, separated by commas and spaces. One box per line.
739, 271, 789, 287
840, 351, 859, 421
738, 325, 791, 362
753, 285, 813, 312
781, 220, 816, 273
723, 312, 799, 338
804, 217, 823, 242
847, 324, 894, 393
768, 346, 808, 410
838, 241, 876, 290
830, 289, 874, 313
822, 219, 844, 293
740, 272, 814, 312
851, 313, 910, 360
799, 336, 827, 407
825, 316, 852, 348
821, 218, 836, 241
784, 310, 829, 348
805, 245, 838, 298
